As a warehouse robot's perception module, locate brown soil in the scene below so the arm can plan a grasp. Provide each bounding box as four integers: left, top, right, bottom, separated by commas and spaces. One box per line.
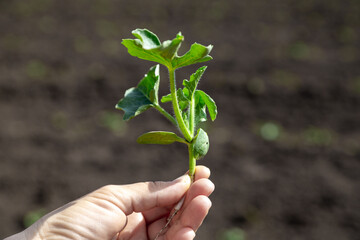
1, 0, 359, 239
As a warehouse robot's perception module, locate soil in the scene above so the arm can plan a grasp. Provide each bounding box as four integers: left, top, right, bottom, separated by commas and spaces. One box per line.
1, 0, 360, 239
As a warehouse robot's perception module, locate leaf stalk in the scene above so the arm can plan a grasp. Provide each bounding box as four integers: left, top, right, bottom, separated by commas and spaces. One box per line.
153, 104, 178, 126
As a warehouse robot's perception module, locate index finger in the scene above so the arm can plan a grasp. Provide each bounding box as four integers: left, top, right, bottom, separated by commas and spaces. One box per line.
193, 165, 211, 181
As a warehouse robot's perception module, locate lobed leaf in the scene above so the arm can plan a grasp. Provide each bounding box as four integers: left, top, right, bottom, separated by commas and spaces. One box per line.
116, 65, 160, 120
137, 131, 187, 145
122, 29, 184, 67
122, 29, 212, 69
171, 43, 213, 69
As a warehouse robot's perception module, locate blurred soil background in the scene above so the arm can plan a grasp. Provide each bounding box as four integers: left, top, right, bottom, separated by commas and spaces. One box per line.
1, 0, 360, 239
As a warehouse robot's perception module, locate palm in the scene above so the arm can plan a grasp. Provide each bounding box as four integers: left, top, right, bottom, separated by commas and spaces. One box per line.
117, 192, 211, 240
19, 166, 213, 240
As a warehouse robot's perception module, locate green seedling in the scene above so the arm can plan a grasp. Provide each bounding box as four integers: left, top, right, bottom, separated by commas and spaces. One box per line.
116, 28, 217, 238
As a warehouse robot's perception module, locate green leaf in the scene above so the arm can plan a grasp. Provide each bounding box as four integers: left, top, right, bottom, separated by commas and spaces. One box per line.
171, 43, 213, 69
122, 29, 212, 69
137, 131, 187, 144
132, 29, 161, 49
159, 32, 184, 60
161, 88, 189, 111
192, 128, 209, 160
137, 65, 160, 104
160, 93, 172, 103
122, 29, 184, 67
195, 98, 207, 125
195, 90, 217, 121
116, 65, 160, 120
183, 66, 207, 96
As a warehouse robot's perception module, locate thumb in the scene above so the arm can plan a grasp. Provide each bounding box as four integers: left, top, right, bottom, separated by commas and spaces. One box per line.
94, 174, 191, 215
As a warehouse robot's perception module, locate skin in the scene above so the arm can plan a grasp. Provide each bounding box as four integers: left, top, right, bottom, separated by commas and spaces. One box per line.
5, 166, 214, 240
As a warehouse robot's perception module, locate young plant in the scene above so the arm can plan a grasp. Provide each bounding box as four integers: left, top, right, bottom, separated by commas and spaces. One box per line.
116, 28, 217, 180
115, 28, 217, 237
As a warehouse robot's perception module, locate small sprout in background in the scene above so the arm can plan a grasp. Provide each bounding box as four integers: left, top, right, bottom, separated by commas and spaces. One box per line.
73, 35, 93, 54
91, 0, 113, 16
288, 41, 324, 62
340, 45, 357, 62
26, 60, 48, 80
271, 69, 301, 91
260, 122, 281, 141
37, 16, 56, 34
246, 77, 265, 95
95, 19, 119, 39
338, 26, 356, 44
217, 227, 246, 240
99, 111, 126, 136
1, 34, 24, 51
348, 76, 360, 95
14, 0, 52, 17
51, 111, 68, 130
303, 126, 333, 146
23, 208, 47, 228
101, 39, 121, 56
288, 41, 310, 60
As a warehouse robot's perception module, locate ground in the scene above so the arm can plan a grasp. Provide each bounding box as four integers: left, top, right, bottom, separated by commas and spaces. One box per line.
0, 0, 360, 239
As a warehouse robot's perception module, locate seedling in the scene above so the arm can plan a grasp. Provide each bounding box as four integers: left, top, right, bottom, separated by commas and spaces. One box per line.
116, 29, 217, 238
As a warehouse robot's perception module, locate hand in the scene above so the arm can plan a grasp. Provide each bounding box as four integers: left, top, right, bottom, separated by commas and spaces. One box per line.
6, 166, 214, 240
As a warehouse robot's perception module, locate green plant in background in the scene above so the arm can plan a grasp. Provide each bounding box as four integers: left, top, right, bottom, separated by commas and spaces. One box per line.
303, 126, 333, 146
23, 208, 47, 228
217, 227, 245, 240
260, 122, 281, 141
116, 29, 217, 238
99, 111, 126, 136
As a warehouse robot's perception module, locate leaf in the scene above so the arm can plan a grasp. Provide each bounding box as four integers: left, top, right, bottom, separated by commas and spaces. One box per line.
137, 131, 187, 144
122, 29, 212, 69
137, 65, 160, 104
195, 90, 217, 121
195, 96, 207, 125
192, 128, 209, 160
115, 65, 160, 120
122, 29, 184, 67
161, 89, 189, 111
159, 32, 184, 60
160, 93, 172, 103
171, 43, 213, 69
183, 66, 207, 96
132, 29, 161, 49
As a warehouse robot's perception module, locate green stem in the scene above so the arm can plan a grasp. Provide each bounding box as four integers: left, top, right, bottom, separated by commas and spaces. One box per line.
153, 104, 177, 127
189, 96, 195, 137
188, 143, 196, 182
168, 67, 192, 142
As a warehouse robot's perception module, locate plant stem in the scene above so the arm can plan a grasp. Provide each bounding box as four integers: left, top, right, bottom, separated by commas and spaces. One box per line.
153, 104, 178, 127
188, 143, 196, 182
168, 67, 192, 142
189, 96, 195, 137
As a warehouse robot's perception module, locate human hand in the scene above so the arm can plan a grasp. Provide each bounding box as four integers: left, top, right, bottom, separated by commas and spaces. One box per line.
6, 165, 214, 240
